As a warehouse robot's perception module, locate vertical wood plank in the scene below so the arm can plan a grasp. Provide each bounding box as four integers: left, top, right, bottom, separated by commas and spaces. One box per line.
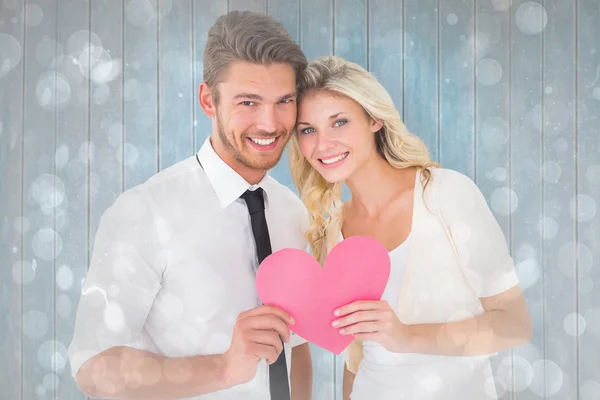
193, 0, 227, 150
22, 1, 59, 398
403, 0, 439, 160
369, 0, 403, 115
159, 0, 194, 169
89, 0, 124, 246
266, 0, 300, 190
123, 0, 158, 187
300, 0, 333, 62
297, 2, 336, 399
577, 0, 600, 396
0, 0, 24, 397
55, 0, 90, 398
334, 0, 367, 203
229, 0, 265, 13
267, 0, 300, 43
333, 0, 367, 69
333, 0, 367, 396
474, 1, 512, 398
439, 0, 475, 177
510, 1, 544, 399
542, 1, 578, 398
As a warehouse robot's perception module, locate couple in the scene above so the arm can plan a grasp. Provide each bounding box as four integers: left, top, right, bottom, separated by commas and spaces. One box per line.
67, 10, 532, 400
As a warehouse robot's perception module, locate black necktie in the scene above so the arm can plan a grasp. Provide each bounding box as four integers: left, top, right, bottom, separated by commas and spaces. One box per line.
240, 187, 290, 400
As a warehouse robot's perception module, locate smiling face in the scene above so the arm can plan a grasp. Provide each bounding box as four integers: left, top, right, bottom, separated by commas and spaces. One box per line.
295, 90, 383, 183
199, 61, 298, 181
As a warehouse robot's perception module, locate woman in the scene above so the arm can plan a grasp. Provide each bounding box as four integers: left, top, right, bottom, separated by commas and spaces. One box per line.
287, 56, 532, 400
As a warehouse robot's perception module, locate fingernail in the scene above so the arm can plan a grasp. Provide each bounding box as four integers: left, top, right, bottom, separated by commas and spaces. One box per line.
339, 328, 345, 334
290, 317, 295, 324
334, 309, 340, 316
331, 320, 339, 327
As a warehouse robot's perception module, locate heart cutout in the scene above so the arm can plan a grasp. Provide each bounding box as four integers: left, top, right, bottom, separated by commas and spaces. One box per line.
256, 236, 391, 354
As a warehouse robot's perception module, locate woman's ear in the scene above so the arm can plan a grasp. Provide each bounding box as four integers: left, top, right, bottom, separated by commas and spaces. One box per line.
371, 119, 384, 133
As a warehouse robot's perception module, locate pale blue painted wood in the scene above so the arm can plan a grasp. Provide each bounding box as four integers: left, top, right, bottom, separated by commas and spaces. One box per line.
55, 0, 91, 398
159, 0, 194, 169
0, 1, 24, 398
403, 0, 439, 161
510, 1, 544, 399
332, 1, 368, 396
267, 0, 300, 191
89, 0, 124, 244
193, 0, 227, 150
229, 0, 264, 13
577, 0, 600, 395
543, 1, 578, 398
333, 0, 367, 69
369, 0, 404, 114
124, 0, 158, 188
440, 0, 475, 177
297, 2, 337, 399
301, 0, 333, 62
474, 1, 513, 398
21, 1, 58, 398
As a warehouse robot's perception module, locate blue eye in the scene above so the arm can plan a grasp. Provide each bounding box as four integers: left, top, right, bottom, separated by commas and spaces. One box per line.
334, 119, 347, 127
299, 127, 315, 134
240, 101, 255, 106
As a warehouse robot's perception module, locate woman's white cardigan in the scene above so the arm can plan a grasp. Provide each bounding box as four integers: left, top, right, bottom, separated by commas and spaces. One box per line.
342, 167, 521, 373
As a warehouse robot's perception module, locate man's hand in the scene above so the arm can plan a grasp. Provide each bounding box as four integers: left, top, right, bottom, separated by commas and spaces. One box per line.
223, 305, 295, 386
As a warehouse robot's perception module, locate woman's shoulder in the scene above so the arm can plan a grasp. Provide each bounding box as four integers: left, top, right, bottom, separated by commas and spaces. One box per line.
426, 167, 479, 194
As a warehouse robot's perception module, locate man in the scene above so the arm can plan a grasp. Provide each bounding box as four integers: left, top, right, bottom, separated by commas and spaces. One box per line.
67, 11, 313, 400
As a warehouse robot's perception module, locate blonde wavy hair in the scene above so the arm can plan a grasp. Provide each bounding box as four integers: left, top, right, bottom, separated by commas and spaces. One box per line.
288, 55, 440, 264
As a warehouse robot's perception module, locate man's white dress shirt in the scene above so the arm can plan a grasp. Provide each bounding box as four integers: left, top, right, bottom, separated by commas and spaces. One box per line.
68, 137, 309, 399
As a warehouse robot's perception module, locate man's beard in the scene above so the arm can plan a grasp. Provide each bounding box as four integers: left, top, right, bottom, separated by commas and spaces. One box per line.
216, 110, 288, 171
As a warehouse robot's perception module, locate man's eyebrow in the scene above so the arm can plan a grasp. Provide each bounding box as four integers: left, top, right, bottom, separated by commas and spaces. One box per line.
232, 92, 297, 102
233, 93, 264, 100
297, 112, 345, 126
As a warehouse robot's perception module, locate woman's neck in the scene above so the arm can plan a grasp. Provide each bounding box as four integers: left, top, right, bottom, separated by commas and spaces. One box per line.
345, 155, 416, 218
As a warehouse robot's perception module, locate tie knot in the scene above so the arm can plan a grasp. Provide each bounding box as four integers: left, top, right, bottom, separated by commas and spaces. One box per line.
240, 187, 265, 214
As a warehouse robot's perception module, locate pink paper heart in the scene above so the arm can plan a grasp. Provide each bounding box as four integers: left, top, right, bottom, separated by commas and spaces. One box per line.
256, 236, 391, 354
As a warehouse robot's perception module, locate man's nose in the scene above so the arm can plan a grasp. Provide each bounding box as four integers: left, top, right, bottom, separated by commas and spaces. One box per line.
255, 106, 277, 134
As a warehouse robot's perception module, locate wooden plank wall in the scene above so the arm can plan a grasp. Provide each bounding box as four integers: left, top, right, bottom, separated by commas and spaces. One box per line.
0, 1, 598, 399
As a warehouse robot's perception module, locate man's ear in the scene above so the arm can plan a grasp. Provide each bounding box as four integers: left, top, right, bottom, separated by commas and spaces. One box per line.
198, 82, 216, 117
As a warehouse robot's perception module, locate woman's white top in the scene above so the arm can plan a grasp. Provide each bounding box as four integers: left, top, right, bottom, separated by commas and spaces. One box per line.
336, 168, 521, 400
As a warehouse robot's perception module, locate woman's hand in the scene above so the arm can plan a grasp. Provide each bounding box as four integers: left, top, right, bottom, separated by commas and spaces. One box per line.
332, 300, 414, 353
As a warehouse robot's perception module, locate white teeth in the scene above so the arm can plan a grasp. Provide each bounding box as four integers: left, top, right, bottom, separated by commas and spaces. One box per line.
250, 137, 276, 146
321, 152, 348, 164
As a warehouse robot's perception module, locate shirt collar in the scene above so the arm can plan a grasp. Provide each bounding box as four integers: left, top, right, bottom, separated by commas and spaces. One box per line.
196, 136, 272, 210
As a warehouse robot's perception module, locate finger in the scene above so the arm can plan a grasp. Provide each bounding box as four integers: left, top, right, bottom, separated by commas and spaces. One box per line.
246, 330, 284, 355
242, 315, 291, 343
334, 300, 383, 317
239, 305, 295, 325
332, 310, 381, 329
250, 343, 281, 365
339, 321, 380, 335
352, 332, 378, 341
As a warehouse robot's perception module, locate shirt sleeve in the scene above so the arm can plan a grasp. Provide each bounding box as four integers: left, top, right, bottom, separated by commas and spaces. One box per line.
435, 169, 520, 298
67, 187, 165, 377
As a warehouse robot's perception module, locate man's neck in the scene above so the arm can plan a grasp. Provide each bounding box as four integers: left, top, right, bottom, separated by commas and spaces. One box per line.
210, 136, 266, 185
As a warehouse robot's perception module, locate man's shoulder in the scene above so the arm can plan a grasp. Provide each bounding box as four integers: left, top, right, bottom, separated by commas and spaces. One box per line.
264, 175, 306, 212
109, 156, 205, 209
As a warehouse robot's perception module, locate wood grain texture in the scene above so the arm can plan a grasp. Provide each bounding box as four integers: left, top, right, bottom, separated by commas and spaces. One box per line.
577, 0, 600, 397
123, 0, 158, 188
54, 0, 91, 398
159, 0, 194, 169
0, 0, 24, 398
542, 1, 578, 398
474, 1, 512, 398
21, 1, 58, 398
